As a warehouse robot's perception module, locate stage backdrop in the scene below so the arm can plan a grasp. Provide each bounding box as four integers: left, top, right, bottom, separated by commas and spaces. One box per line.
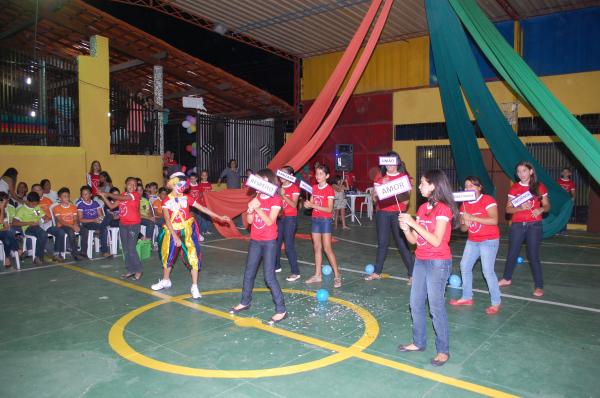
302, 92, 393, 190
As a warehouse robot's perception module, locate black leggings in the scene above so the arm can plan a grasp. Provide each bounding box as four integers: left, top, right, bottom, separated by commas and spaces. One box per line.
503, 221, 543, 288
374, 210, 414, 276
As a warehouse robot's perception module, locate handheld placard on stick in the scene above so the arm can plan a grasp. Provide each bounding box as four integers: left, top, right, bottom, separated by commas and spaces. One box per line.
299, 180, 313, 194
374, 175, 411, 214
452, 191, 477, 202
246, 174, 278, 197
276, 169, 297, 184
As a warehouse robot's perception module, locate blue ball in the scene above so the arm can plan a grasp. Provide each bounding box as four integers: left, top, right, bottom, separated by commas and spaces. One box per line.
316, 289, 329, 302
364, 264, 375, 275
517, 256, 524, 264
448, 274, 462, 288
322, 265, 333, 276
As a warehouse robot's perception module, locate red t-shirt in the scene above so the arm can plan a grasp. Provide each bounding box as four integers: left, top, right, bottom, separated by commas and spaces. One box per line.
188, 183, 201, 203
281, 183, 300, 217
508, 182, 548, 223
87, 173, 100, 196
374, 172, 410, 212
161, 194, 197, 226
460, 194, 500, 242
198, 181, 213, 206
415, 202, 453, 260
119, 192, 141, 225
250, 194, 282, 241
556, 178, 576, 193
311, 184, 335, 219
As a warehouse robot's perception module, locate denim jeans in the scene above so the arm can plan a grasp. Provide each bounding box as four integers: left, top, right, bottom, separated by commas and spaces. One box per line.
240, 239, 286, 313
0, 230, 19, 253
59, 226, 80, 254
23, 226, 48, 258
140, 219, 155, 239
119, 224, 142, 274
460, 239, 501, 305
80, 216, 111, 254
46, 226, 66, 253
275, 216, 300, 274
410, 259, 452, 354
375, 210, 414, 276
193, 212, 212, 234
503, 221, 543, 288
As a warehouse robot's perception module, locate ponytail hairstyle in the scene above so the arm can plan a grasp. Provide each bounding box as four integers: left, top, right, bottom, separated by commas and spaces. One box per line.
515, 161, 540, 198
423, 169, 460, 229
464, 176, 485, 194
256, 168, 278, 186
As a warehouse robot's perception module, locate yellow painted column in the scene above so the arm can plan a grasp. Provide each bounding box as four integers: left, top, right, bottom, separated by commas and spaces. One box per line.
78, 35, 110, 167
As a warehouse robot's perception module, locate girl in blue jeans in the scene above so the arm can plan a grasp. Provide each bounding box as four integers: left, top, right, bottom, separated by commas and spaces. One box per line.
450, 176, 502, 315
398, 169, 459, 367
230, 169, 287, 325
274, 166, 301, 281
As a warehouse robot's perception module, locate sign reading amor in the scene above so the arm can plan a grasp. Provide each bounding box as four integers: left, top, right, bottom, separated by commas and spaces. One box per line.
375, 175, 412, 200
452, 191, 478, 202
379, 156, 397, 166
511, 190, 533, 208
299, 180, 313, 194
246, 174, 278, 197
276, 170, 297, 184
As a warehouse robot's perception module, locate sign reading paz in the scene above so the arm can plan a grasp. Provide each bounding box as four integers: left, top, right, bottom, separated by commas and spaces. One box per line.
511, 190, 533, 208
379, 156, 397, 166
246, 174, 278, 197
375, 175, 411, 200
299, 180, 313, 194
276, 170, 297, 184
452, 191, 477, 202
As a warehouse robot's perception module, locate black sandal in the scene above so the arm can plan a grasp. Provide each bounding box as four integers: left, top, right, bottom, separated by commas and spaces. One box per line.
120, 273, 135, 279
229, 304, 251, 314
268, 312, 288, 325
430, 354, 450, 367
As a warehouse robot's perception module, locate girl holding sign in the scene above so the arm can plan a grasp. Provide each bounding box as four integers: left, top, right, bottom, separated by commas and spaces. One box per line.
275, 166, 302, 282
305, 164, 342, 288
398, 169, 459, 367
230, 169, 288, 324
499, 161, 550, 297
452, 176, 502, 315
368, 152, 414, 283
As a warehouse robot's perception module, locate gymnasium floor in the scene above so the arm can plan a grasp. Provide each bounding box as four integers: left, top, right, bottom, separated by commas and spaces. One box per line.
1, 216, 599, 398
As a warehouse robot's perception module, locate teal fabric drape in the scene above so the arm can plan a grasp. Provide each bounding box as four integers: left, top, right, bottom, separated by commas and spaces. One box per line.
425, 0, 572, 237
427, 0, 494, 197
449, 0, 600, 184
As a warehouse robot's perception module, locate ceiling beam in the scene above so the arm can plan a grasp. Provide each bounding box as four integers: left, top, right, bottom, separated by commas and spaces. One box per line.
0, 0, 68, 41
494, 0, 520, 20
164, 88, 208, 100
109, 50, 168, 72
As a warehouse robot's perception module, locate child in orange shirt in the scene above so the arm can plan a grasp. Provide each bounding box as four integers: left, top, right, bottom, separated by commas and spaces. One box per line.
53, 187, 85, 260
152, 187, 167, 228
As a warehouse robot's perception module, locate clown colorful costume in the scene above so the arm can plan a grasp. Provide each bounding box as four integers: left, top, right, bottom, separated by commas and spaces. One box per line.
158, 193, 203, 270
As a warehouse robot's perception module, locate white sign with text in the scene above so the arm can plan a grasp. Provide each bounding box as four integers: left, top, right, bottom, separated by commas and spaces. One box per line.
511, 190, 534, 208
452, 191, 478, 202
246, 174, 278, 197
379, 156, 398, 166
375, 175, 412, 200
299, 180, 313, 194
276, 170, 297, 184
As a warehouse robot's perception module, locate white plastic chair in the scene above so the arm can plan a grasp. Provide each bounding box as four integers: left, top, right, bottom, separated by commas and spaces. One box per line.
360, 188, 374, 220
0, 241, 21, 270
23, 233, 37, 262
108, 227, 120, 255
49, 203, 86, 258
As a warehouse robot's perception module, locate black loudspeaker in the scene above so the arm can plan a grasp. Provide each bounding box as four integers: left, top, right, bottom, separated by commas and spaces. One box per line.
335, 144, 353, 171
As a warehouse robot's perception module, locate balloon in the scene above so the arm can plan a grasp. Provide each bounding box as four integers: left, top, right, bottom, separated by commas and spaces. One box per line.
191, 142, 197, 149
190, 117, 196, 124
316, 289, 329, 302
190, 125, 197, 133
191, 148, 197, 157
322, 265, 332, 276
182, 120, 191, 128
364, 264, 375, 275
517, 256, 524, 264
186, 127, 193, 134
185, 115, 194, 122
448, 274, 462, 288
185, 144, 193, 152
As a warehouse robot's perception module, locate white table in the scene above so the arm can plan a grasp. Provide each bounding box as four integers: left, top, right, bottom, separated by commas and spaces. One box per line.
346, 192, 370, 224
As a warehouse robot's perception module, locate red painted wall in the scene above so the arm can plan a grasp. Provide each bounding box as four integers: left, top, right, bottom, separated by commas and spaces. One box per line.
302, 92, 393, 190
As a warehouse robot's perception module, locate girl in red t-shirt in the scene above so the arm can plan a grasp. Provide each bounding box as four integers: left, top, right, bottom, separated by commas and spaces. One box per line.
304, 164, 342, 288
98, 177, 143, 280
499, 161, 550, 297
86, 160, 102, 197
275, 166, 301, 281
398, 169, 459, 367
230, 169, 287, 325
451, 176, 502, 315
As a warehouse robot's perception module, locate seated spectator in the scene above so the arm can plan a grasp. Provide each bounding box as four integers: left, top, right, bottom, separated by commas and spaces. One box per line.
137, 184, 155, 240
152, 187, 167, 228
78, 185, 111, 258
0, 192, 20, 268
12, 192, 48, 265
15, 182, 28, 204
53, 187, 84, 260
103, 187, 121, 228
31, 184, 66, 262
98, 171, 113, 194
41, 179, 58, 203
0, 168, 20, 205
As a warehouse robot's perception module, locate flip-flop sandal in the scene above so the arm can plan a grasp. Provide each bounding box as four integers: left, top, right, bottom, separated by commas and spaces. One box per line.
120, 273, 135, 279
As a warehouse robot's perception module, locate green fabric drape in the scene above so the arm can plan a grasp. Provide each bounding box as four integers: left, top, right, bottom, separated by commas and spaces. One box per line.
426, 0, 572, 237
426, 0, 495, 197
449, 0, 600, 184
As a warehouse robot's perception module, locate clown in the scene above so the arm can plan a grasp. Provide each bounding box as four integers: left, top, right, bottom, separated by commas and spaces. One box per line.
151, 172, 230, 298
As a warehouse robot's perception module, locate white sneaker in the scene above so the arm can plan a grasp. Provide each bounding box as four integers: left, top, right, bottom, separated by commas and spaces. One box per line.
275, 268, 282, 273
199, 234, 205, 242
286, 274, 301, 282
191, 284, 201, 299
151, 279, 172, 291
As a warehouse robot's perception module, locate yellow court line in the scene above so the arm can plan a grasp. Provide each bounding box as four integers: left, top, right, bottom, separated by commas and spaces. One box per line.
62, 264, 519, 398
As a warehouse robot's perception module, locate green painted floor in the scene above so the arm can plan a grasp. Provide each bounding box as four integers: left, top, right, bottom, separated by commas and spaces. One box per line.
1, 215, 599, 398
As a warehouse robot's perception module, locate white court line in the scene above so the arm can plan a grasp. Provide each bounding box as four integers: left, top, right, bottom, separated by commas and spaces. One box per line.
333, 237, 600, 268
0, 254, 123, 276
200, 243, 600, 314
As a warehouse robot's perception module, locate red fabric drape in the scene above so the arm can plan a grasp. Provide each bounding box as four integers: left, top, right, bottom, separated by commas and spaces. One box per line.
203, 0, 392, 238
286, 0, 393, 171
267, 0, 383, 170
